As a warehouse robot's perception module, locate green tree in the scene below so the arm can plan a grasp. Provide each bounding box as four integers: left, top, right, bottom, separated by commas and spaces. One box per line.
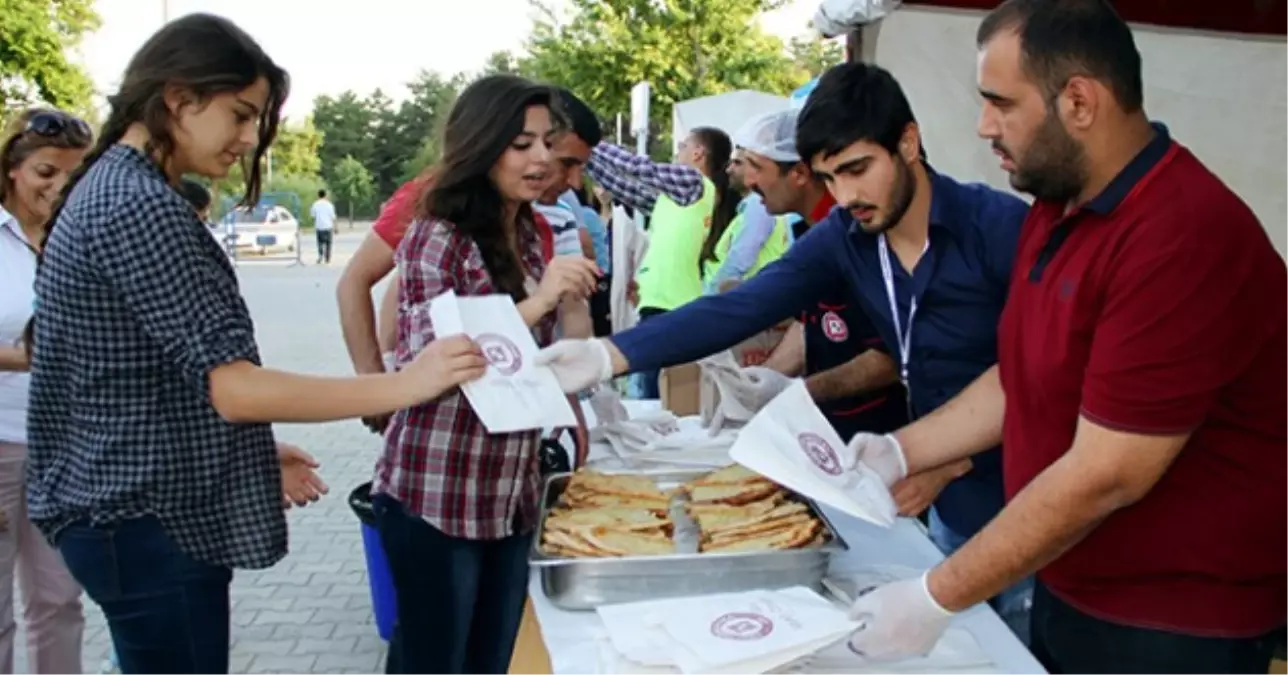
389, 70, 463, 184
312, 91, 376, 190
271, 116, 324, 178
0, 0, 101, 111
788, 35, 843, 79
524, 0, 805, 157
331, 155, 375, 225
480, 50, 532, 78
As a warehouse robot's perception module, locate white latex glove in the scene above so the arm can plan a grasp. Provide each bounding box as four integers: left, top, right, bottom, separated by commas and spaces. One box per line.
705, 366, 794, 436
843, 432, 908, 488
535, 339, 614, 393
846, 571, 954, 662
588, 387, 629, 426
714, 365, 794, 418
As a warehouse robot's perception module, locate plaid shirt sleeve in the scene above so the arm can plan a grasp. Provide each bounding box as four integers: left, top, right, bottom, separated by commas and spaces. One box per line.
397, 221, 459, 359
587, 143, 705, 214
90, 191, 259, 399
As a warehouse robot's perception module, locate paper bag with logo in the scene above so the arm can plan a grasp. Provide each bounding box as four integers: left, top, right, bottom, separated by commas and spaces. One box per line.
428, 290, 577, 433
661, 587, 857, 674
729, 379, 897, 528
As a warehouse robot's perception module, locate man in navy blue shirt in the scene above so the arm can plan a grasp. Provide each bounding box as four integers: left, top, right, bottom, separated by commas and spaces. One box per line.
539, 62, 1033, 636
731, 108, 909, 443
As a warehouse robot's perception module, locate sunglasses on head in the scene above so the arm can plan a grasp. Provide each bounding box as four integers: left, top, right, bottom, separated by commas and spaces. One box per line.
25, 111, 91, 141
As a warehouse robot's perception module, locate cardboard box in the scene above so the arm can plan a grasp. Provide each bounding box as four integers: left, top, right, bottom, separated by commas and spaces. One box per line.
659, 363, 701, 416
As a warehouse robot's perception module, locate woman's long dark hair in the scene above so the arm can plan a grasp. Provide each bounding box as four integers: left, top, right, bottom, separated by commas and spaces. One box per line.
23, 13, 288, 355
692, 126, 738, 273
418, 75, 562, 301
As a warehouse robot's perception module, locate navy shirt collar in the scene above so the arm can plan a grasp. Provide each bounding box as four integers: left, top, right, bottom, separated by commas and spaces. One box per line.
1084, 122, 1172, 215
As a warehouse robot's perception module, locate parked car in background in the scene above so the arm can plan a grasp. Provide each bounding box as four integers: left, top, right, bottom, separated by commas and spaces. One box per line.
218, 205, 299, 254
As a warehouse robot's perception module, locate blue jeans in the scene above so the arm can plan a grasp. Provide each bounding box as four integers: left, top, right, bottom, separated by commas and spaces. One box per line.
373, 495, 531, 674
928, 507, 1033, 646
56, 516, 232, 674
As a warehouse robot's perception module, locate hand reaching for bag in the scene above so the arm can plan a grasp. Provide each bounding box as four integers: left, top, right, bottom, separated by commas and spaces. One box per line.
533, 256, 600, 310
399, 334, 488, 403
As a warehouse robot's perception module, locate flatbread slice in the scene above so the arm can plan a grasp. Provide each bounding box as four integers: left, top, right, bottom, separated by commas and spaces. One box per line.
706, 513, 816, 544
685, 493, 784, 517
579, 527, 675, 556
701, 503, 811, 537
566, 471, 669, 500
700, 520, 822, 553
546, 507, 673, 535
542, 529, 615, 558
688, 481, 781, 506
682, 464, 769, 491
560, 492, 671, 514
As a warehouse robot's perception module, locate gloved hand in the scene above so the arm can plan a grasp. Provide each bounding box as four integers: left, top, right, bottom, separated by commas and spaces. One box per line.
732, 366, 794, 411
846, 571, 954, 662
535, 339, 614, 393
843, 432, 908, 488
587, 387, 629, 426
699, 356, 797, 435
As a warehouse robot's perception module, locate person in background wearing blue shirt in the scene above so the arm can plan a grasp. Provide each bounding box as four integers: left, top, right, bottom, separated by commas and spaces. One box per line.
537, 62, 1035, 642
703, 150, 784, 295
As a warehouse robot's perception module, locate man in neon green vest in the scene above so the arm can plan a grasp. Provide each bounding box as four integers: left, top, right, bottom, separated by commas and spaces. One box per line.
702, 149, 794, 294
585, 128, 739, 398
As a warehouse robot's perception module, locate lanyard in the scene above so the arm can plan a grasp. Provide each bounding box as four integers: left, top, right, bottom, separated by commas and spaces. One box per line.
877, 234, 929, 398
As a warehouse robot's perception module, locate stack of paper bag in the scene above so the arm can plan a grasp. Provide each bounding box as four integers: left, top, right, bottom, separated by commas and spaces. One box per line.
728, 379, 897, 528
428, 290, 577, 433
596, 587, 858, 674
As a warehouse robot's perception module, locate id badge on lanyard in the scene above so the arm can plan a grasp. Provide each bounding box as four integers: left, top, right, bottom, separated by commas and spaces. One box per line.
877, 234, 928, 420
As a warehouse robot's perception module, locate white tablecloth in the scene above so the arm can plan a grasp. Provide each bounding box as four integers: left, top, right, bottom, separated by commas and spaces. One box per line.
529, 401, 1045, 674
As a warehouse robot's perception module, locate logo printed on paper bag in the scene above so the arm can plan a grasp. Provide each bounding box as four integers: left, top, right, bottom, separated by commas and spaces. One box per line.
476, 333, 522, 376
798, 432, 843, 476
821, 311, 848, 342
710, 612, 774, 641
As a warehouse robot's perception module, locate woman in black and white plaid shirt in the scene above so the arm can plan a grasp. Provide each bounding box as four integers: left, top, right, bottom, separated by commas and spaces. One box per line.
23, 14, 487, 674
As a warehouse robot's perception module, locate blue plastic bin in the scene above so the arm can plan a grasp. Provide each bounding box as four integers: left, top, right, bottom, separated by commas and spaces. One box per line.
349, 482, 397, 641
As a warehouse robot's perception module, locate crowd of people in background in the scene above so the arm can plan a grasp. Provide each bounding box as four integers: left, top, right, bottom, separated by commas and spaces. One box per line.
0, 0, 1283, 674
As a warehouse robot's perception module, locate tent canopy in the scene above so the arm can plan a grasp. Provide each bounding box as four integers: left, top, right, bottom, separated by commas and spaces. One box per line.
670, 89, 789, 155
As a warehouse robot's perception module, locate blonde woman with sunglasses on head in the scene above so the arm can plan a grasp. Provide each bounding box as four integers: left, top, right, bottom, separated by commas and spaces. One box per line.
0, 108, 93, 674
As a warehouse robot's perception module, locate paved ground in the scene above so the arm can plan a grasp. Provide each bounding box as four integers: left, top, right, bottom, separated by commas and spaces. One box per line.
17, 226, 396, 674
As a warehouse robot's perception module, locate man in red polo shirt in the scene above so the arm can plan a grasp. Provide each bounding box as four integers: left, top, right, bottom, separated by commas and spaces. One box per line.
843, 1, 1286, 672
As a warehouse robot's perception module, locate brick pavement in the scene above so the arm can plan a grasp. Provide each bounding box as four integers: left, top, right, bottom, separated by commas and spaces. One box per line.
16, 230, 394, 674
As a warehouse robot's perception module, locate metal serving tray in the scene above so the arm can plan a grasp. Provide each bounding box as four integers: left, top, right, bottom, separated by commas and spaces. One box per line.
529, 468, 850, 611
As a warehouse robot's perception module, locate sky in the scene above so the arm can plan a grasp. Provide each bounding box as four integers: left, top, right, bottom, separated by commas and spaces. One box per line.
76, 0, 824, 122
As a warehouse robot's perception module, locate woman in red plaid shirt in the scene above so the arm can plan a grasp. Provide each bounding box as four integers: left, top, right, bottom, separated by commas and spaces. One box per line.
371, 75, 600, 674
